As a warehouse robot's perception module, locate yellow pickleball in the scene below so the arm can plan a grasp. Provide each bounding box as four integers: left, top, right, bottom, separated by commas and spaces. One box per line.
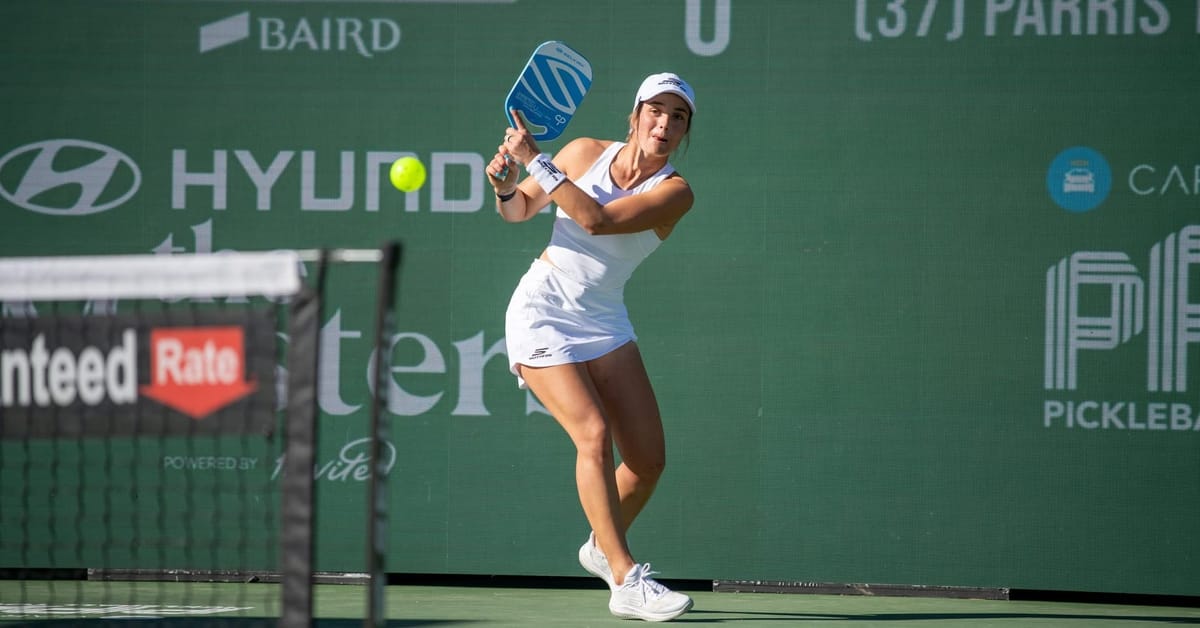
389, 156, 427, 192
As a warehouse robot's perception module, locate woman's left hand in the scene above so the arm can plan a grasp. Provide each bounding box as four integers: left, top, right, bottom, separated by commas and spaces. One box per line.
502, 108, 541, 166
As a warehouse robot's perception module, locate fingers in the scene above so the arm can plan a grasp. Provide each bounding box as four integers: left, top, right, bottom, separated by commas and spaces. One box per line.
503, 113, 541, 162
498, 131, 523, 162
510, 108, 527, 132
502, 128, 523, 148
486, 150, 517, 186
486, 150, 507, 179
488, 110, 540, 185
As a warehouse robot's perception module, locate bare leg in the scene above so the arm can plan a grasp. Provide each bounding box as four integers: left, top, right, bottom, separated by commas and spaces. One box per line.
519, 361, 637, 584
587, 342, 666, 531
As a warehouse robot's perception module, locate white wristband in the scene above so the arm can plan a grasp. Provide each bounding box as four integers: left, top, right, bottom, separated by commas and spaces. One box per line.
526, 153, 567, 195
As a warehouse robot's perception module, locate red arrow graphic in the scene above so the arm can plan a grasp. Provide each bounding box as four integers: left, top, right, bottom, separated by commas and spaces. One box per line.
139, 326, 257, 420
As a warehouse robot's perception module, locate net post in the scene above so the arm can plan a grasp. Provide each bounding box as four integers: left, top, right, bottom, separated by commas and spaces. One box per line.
365, 241, 402, 628
280, 253, 326, 628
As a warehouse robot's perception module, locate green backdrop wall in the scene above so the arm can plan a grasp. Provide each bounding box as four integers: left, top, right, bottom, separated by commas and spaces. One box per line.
2, 0, 1198, 597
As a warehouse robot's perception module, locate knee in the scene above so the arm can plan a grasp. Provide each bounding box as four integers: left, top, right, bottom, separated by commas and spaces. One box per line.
625, 452, 666, 483
572, 419, 613, 461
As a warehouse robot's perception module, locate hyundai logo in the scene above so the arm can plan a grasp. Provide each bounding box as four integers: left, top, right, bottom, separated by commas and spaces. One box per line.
0, 139, 141, 216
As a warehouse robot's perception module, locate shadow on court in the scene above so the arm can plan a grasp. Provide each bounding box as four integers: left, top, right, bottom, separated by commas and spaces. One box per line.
681, 608, 1200, 624
6, 611, 1200, 627
6, 581, 1199, 627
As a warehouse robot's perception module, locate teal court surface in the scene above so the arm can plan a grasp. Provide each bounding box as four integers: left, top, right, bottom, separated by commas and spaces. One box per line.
1, 580, 1197, 627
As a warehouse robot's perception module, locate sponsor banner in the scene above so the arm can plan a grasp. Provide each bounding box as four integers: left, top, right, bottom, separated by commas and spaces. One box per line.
3, 0, 1200, 597
1043, 224, 1200, 433
0, 309, 276, 438
200, 12, 402, 57
853, 0, 1188, 41
0, 139, 141, 217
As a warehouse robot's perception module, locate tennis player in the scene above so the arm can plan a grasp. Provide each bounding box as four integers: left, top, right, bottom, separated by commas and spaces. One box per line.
487, 72, 696, 622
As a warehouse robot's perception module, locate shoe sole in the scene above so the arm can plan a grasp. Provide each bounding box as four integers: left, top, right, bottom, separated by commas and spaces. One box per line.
609, 597, 694, 622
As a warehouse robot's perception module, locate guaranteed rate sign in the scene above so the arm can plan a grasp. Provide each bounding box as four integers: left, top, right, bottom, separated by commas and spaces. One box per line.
0, 310, 277, 439
139, 326, 258, 419
0, 330, 138, 409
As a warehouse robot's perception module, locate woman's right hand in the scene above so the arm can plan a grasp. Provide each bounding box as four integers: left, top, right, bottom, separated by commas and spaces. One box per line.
487, 149, 519, 195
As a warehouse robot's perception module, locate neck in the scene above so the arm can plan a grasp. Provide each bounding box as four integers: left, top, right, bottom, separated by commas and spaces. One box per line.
615, 140, 667, 180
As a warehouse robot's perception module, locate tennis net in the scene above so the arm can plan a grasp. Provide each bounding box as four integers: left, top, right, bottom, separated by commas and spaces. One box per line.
0, 247, 399, 627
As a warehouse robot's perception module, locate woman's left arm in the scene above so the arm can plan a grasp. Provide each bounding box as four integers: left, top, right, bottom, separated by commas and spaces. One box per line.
549, 168, 693, 236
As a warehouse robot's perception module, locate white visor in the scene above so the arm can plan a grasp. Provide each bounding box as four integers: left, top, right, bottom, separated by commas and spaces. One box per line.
634, 72, 696, 115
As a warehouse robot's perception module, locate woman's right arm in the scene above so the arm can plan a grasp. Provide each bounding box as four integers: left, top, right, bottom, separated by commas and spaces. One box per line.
492, 173, 552, 223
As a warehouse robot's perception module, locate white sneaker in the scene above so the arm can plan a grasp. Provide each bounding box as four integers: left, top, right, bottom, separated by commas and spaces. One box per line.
578, 532, 615, 589
608, 563, 693, 622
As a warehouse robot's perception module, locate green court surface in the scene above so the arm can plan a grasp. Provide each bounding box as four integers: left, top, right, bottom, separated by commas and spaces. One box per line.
1, 580, 1198, 627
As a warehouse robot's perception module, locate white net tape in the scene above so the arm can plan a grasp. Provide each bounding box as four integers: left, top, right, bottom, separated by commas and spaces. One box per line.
0, 251, 303, 301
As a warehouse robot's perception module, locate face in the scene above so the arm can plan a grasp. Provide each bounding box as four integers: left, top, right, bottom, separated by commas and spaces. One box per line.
629, 93, 691, 156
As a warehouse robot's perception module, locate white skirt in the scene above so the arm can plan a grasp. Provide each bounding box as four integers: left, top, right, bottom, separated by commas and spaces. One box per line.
505, 258, 636, 389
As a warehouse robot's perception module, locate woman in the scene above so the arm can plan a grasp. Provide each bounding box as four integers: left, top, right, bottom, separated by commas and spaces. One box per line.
486, 72, 697, 622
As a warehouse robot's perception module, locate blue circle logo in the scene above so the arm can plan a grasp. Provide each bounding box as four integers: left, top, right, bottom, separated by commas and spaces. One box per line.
1047, 146, 1111, 213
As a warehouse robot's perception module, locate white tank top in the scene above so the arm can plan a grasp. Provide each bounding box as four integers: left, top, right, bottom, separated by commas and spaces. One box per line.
544, 142, 674, 292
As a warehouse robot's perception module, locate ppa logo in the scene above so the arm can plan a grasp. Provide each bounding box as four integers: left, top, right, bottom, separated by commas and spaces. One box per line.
139, 326, 257, 419
1047, 146, 1112, 213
